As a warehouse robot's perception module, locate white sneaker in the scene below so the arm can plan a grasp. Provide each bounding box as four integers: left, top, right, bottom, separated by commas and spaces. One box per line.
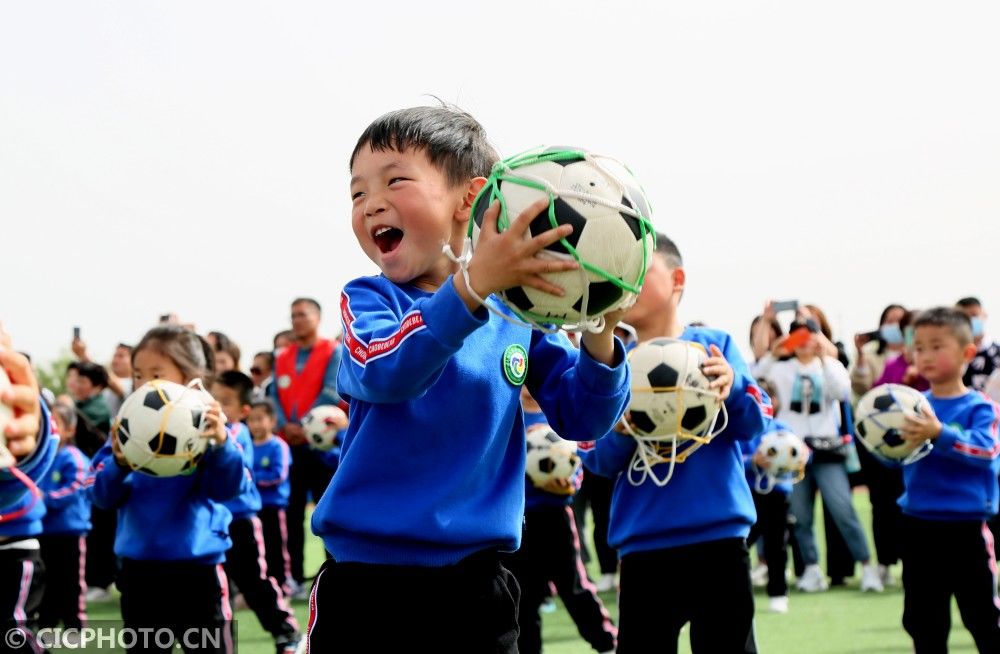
750, 563, 769, 588
85, 586, 113, 603
796, 564, 829, 592
878, 564, 896, 588
860, 564, 884, 593
595, 573, 616, 593
768, 595, 789, 614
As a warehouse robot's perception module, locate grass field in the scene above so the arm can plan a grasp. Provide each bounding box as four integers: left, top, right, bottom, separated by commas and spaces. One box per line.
81, 490, 980, 652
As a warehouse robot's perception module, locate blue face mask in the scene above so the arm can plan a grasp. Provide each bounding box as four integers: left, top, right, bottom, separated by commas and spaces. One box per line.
879, 323, 904, 345
971, 317, 985, 338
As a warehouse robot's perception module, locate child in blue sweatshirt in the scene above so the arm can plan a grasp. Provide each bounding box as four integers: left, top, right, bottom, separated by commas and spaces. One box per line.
248, 400, 293, 597
505, 389, 617, 654
90, 326, 244, 654
306, 105, 630, 653
38, 403, 91, 630
0, 337, 58, 653
894, 308, 1000, 652
582, 235, 772, 654
210, 372, 299, 654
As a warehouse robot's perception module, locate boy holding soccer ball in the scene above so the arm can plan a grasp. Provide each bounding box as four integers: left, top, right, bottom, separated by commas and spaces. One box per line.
895, 308, 1000, 652
306, 105, 630, 652
583, 235, 773, 654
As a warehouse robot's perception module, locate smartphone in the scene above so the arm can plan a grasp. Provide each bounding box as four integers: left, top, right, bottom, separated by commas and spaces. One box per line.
73, 326, 81, 340
857, 330, 880, 341
783, 326, 812, 352
772, 299, 799, 313
159, 314, 172, 324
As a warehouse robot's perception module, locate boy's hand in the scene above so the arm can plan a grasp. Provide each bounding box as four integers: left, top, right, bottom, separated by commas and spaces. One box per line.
900, 405, 942, 443
283, 423, 307, 446
614, 411, 637, 437
201, 401, 228, 446
752, 450, 771, 470
456, 199, 580, 312
539, 477, 575, 496
702, 345, 733, 401
0, 346, 42, 459
111, 430, 130, 469
580, 306, 627, 367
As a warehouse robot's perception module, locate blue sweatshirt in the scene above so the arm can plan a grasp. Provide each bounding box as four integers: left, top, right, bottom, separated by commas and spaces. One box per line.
253, 435, 291, 509
90, 434, 244, 564
582, 327, 772, 555
899, 391, 1000, 521
40, 444, 92, 535
312, 275, 630, 566
739, 420, 793, 496
223, 423, 262, 521
524, 410, 582, 510
0, 401, 58, 539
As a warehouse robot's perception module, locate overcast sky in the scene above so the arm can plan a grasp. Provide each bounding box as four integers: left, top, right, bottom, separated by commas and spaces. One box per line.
2, 1, 998, 368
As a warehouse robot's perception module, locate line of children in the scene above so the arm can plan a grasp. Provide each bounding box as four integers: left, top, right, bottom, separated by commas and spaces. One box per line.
305, 105, 630, 652
582, 235, 772, 654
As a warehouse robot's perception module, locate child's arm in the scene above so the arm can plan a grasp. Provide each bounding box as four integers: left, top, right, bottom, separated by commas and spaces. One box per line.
43, 448, 89, 511
199, 436, 245, 502
527, 329, 629, 442
254, 441, 290, 488
90, 443, 132, 510
579, 432, 636, 478
905, 401, 1000, 471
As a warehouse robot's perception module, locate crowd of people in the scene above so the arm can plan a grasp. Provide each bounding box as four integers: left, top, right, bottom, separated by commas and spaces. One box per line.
1, 104, 998, 654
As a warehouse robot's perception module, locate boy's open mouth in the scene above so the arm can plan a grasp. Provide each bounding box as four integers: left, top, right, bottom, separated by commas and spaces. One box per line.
373, 226, 404, 254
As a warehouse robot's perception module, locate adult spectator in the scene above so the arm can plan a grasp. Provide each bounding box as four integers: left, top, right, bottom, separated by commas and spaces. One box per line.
850, 304, 907, 398
250, 351, 275, 402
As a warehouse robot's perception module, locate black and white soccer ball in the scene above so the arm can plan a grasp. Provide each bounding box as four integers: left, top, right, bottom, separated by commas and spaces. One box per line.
757, 429, 810, 479
855, 384, 932, 462
301, 405, 347, 452
114, 380, 211, 477
470, 146, 655, 328
525, 424, 581, 488
626, 338, 721, 439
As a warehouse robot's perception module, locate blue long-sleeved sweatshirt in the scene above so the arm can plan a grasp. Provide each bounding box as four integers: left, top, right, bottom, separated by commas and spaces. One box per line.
90, 434, 244, 563
582, 327, 772, 555
223, 423, 262, 520
253, 435, 291, 508
40, 444, 92, 535
899, 391, 1000, 521
0, 401, 57, 539
738, 420, 793, 496
524, 410, 582, 510
311, 275, 630, 566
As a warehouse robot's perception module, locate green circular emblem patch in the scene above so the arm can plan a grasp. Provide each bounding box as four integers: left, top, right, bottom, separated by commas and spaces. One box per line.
503, 344, 528, 386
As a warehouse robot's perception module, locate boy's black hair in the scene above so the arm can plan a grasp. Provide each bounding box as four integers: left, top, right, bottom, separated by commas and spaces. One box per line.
66, 361, 82, 374
913, 307, 973, 346
253, 351, 274, 368
214, 370, 255, 406
116, 343, 134, 353
292, 297, 321, 314
654, 232, 683, 268
250, 400, 276, 417
349, 105, 500, 185
272, 330, 294, 349
956, 296, 982, 309
76, 362, 108, 388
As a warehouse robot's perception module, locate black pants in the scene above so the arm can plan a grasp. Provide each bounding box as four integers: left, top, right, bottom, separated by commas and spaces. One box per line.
259, 506, 293, 596
38, 534, 87, 628
118, 558, 233, 653
618, 538, 757, 654
506, 505, 616, 654
858, 442, 905, 566
306, 550, 519, 653
85, 506, 117, 589
901, 517, 1000, 654
223, 516, 298, 641
748, 490, 790, 597
286, 444, 333, 584
576, 469, 618, 575
0, 547, 44, 653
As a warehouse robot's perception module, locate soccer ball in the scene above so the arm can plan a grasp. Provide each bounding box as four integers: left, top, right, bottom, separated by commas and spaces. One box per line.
114, 380, 211, 477
626, 338, 722, 440
470, 146, 655, 328
525, 424, 581, 488
301, 405, 347, 451
855, 384, 932, 462
756, 429, 810, 486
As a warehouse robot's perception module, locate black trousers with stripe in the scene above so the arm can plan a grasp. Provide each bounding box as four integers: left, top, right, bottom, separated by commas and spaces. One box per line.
223, 516, 298, 642
38, 534, 87, 629
259, 506, 293, 597
0, 547, 44, 653
118, 558, 233, 654
901, 517, 1000, 654
305, 550, 520, 653
505, 505, 617, 654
